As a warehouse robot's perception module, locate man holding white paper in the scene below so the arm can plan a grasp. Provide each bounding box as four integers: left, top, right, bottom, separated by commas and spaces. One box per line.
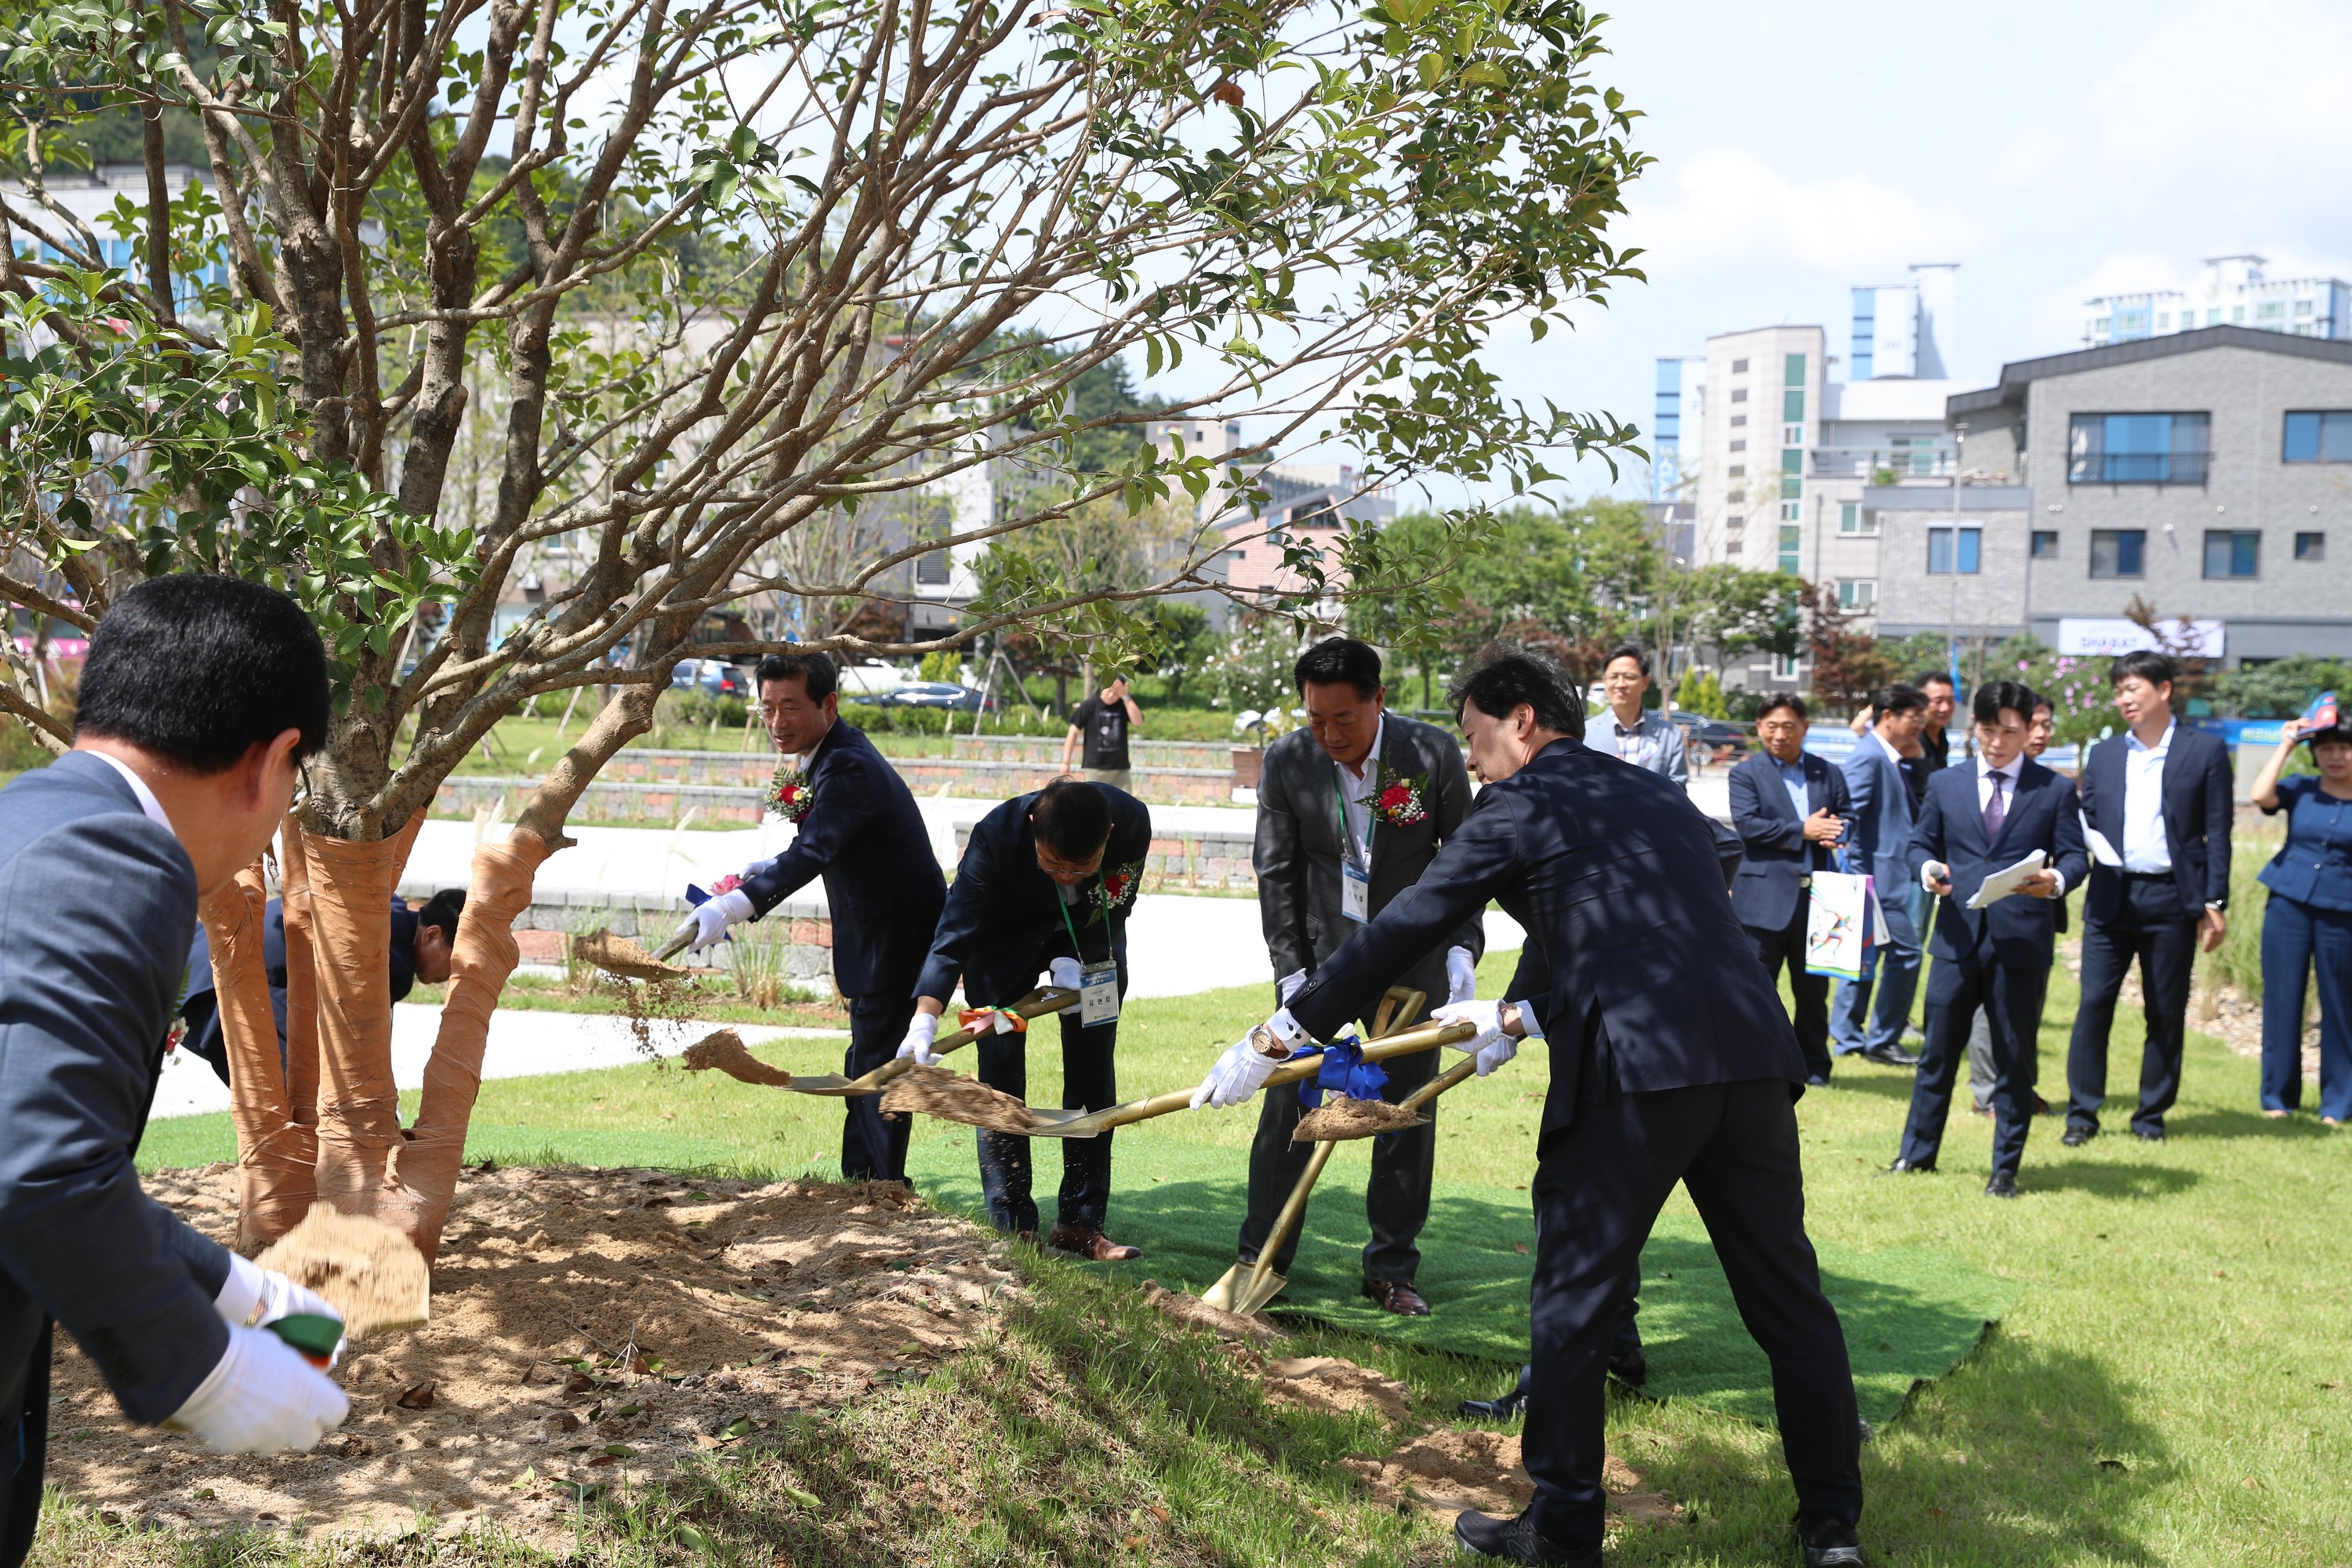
1886, 681, 2087, 1197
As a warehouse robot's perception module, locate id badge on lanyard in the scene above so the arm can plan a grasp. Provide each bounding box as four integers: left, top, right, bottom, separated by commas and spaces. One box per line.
1337, 769, 1373, 923
1058, 893, 1121, 1026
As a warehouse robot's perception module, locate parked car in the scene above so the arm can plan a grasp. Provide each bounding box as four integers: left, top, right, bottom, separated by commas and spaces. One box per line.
1668, 710, 1751, 764
873, 681, 996, 713
670, 657, 752, 699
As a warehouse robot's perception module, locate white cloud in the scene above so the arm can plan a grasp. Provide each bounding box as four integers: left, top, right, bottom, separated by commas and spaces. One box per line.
1617, 147, 1979, 278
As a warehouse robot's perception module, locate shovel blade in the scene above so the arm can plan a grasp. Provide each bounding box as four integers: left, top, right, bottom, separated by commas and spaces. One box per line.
1233, 1268, 1287, 1316
782, 1073, 860, 1096
1200, 1264, 1249, 1313
1018, 1106, 1104, 1134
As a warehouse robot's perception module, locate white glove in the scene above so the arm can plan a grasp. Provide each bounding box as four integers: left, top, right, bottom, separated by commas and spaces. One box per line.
1432, 1000, 1518, 1076
1048, 956, 1083, 991
169, 1323, 350, 1455
742, 856, 779, 878
677, 889, 756, 954
1444, 946, 1477, 1006
896, 1011, 942, 1066
216, 1254, 345, 1364
1276, 968, 1308, 1006
1188, 1008, 1305, 1109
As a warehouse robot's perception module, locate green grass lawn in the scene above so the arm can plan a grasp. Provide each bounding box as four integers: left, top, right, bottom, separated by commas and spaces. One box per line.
107, 951, 2352, 1566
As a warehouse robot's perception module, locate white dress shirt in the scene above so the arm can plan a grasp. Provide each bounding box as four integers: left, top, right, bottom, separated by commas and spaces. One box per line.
1332, 713, 1386, 866
2120, 720, 2175, 874
88, 750, 176, 836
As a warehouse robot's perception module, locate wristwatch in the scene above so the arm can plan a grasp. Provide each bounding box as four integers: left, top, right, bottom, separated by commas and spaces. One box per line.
1499, 1001, 1525, 1039
1250, 1010, 1307, 1058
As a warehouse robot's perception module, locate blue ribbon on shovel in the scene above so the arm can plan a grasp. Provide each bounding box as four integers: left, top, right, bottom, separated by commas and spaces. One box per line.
1290, 1036, 1388, 1109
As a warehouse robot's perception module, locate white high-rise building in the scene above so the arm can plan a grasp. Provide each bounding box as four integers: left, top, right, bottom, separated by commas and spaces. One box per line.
2084, 255, 2351, 347
1850, 263, 1959, 379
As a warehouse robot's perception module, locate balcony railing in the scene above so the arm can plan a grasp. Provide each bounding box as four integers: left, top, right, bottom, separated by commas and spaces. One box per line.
2067, 452, 2211, 485
1809, 448, 1958, 479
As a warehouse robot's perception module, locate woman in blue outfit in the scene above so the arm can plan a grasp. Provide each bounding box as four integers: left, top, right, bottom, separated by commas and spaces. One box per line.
2249, 715, 2352, 1124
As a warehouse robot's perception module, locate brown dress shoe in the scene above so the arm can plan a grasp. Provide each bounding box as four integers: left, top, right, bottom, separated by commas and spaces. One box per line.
1044, 1223, 1141, 1261
1363, 1278, 1430, 1316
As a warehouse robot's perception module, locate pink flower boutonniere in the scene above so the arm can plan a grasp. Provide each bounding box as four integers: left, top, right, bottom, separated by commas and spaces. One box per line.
765, 764, 815, 823
1088, 858, 1145, 924
1370, 763, 1431, 827
710, 873, 745, 895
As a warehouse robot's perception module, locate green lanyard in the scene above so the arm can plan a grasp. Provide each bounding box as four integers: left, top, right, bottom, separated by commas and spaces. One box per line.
1334, 765, 1374, 869
1057, 880, 1109, 965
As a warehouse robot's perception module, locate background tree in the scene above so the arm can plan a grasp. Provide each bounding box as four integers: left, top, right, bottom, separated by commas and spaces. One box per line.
0, 0, 1648, 1254
1799, 579, 1894, 711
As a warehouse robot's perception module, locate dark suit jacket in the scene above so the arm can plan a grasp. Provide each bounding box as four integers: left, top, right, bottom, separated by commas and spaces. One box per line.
2075, 724, 2233, 920
915, 784, 1152, 1005
1841, 734, 1918, 946
1287, 740, 1804, 1142
1254, 714, 1481, 1007
180, 897, 417, 1080
1728, 749, 1853, 931
1907, 758, 2089, 967
0, 753, 232, 1425
742, 719, 946, 999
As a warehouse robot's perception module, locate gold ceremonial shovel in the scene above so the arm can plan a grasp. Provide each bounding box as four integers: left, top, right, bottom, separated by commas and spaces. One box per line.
1200, 988, 1482, 1315
785, 987, 1081, 1096
1022, 1011, 1473, 1139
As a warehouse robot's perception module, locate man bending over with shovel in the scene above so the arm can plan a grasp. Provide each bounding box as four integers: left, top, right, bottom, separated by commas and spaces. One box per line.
1191, 655, 1867, 1568
1237, 636, 1482, 1318
673, 651, 946, 1183
902, 777, 1151, 1259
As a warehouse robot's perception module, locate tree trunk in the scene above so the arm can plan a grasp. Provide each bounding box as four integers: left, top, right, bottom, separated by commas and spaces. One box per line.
201, 858, 318, 1253
306, 815, 427, 1218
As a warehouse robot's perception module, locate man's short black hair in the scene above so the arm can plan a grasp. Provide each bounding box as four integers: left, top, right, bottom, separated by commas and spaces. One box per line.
1602, 643, 1650, 678
1450, 654, 1585, 740
1293, 637, 1382, 699
76, 575, 328, 773
2029, 691, 2055, 716
1757, 693, 1809, 724
1873, 684, 1928, 718
1914, 669, 1957, 693
2109, 649, 2178, 691
1032, 776, 1113, 858
755, 650, 837, 702
416, 889, 466, 943
1973, 678, 2036, 728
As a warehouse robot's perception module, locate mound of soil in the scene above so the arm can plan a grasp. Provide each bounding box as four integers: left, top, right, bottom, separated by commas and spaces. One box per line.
681, 1029, 793, 1088
1139, 1281, 1279, 1345
880, 1065, 1043, 1134
49, 1167, 1016, 1550
1262, 1355, 1414, 1421
1343, 1430, 1680, 1525
254, 1207, 430, 1337
1293, 1096, 1430, 1142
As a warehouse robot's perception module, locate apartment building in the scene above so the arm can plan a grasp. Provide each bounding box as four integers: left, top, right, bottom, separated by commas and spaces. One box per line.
2084, 255, 2350, 349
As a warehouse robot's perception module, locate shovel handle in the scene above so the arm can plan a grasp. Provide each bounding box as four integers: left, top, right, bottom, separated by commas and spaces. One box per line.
854, 987, 1082, 1095
1400, 1051, 1483, 1112
652, 929, 695, 964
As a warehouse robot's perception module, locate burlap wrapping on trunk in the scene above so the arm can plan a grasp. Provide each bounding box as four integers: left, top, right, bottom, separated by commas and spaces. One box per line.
277, 820, 323, 1130
377, 828, 554, 1261
200, 861, 317, 1251
303, 815, 423, 1221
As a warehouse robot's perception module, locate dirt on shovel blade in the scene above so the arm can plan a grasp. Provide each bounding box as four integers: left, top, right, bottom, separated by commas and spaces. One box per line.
681, 1029, 792, 1088
253, 1205, 431, 1338
1293, 1095, 1430, 1142
573, 927, 689, 982
880, 1066, 1045, 1134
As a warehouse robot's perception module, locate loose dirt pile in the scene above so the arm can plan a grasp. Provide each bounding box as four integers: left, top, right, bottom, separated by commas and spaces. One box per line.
1294, 1095, 1430, 1142
1262, 1356, 1415, 1421
50, 1167, 1016, 1550
681, 1029, 793, 1089
1138, 1280, 1279, 1345
254, 1207, 430, 1337
1342, 1431, 1679, 1524
880, 1065, 1044, 1134
572, 928, 689, 982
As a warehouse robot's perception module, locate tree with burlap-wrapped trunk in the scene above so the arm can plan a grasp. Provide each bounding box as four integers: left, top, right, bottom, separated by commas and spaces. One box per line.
0, 0, 1649, 1262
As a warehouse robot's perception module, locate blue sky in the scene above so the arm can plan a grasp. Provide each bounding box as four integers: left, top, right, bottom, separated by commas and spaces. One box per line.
1217, 0, 2352, 505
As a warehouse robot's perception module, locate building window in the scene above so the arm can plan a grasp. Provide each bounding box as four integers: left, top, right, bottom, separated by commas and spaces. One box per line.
1772, 652, 1802, 681
2282, 410, 2352, 462
1730, 415, 1748, 427
1781, 423, 1804, 446
2067, 412, 2211, 484
1726, 514, 1745, 531
2296, 531, 2325, 561
1778, 524, 1801, 574
2089, 528, 2147, 578
1888, 434, 1940, 475
1729, 440, 1747, 452
1783, 390, 1806, 423
1730, 388, 1748, 404
1780, 449, 1802, 475
2031, 529, 2060, 557
2259, 300, 2285, 321
2156, 313, 2170, 331
1837, 579, 1877, 610
1784, 353, 1807, 387
2206, 308, 2221, 325
1838, 503, 1876, 535
2203, 530, 2260, 579
1728, 466, 1745, 480
914, 550, 952, 586
1780, 499, 1800, 521
1725, 539, 1742, 555
1731, 358, 1749, 373
1927, 526, 1981, 575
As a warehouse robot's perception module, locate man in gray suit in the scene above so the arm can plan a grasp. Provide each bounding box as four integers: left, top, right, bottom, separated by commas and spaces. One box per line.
1238, 637, 1481, 1316
1829, 684, 1928, 1069
0, 576, 353, 1565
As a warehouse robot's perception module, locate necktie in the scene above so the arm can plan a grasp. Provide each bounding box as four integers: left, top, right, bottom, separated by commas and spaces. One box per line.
1982, 771, 2006, 843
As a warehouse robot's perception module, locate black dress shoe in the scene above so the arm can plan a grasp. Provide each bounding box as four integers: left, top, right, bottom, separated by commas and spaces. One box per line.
1608, 1345, 1648, 1389
1457, 1381, 1530, 1421
1453, 1509, 1601, 1566
1795, 1509, 1868, 1566
1806, 1073, 1832, 1087
2060, 1125, 2093, 1147
1858, 1044, 1921, 1069
2132, 1125, 2166, 1143
1984, 1171, 2018, 1199
1878, 1157, 1934, 1176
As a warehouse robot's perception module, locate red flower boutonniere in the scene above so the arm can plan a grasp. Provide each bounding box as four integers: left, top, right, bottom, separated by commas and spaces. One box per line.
1088, 858, 1145, 924
1370, 763, 1431, 827
765, 765, 815, 823
710, 873, 745, 895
